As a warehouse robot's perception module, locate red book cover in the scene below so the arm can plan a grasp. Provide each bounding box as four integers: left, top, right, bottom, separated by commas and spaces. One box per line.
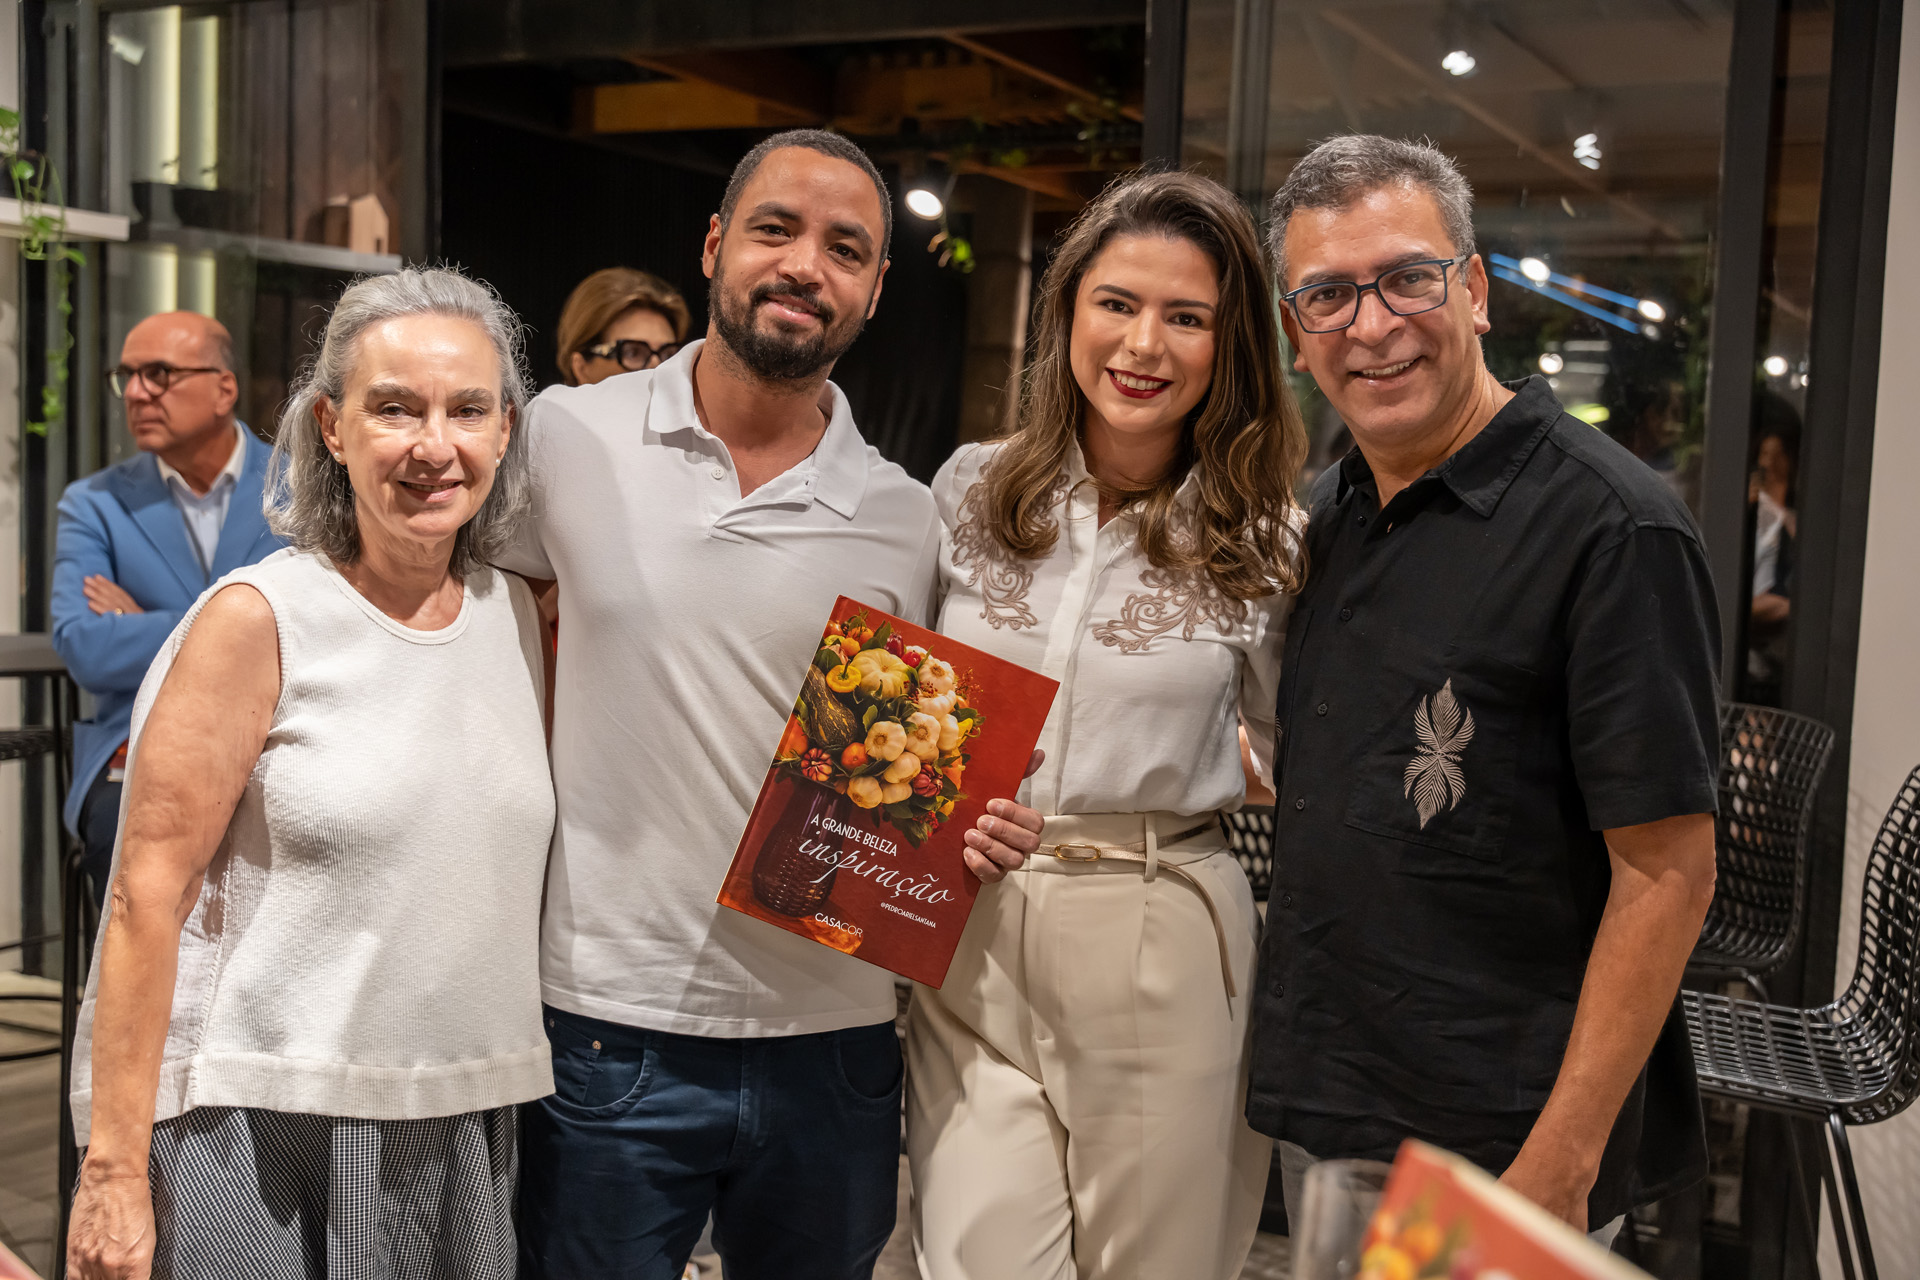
1360, 1141, 1653, 1279
718, 596, 1058, 987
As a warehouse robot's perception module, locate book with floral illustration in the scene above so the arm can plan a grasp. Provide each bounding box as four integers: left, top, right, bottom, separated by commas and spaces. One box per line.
717, 596, 1058, 987
1357, 1141, 1653, 1280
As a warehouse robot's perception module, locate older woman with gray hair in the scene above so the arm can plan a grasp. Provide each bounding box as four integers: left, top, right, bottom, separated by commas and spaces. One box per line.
65, 267, 555, 1280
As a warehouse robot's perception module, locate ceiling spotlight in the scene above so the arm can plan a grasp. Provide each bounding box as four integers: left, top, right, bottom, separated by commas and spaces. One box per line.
1573, 133, 1602, 170
1640, 323, 1661, 340
1519, 256, 1551, 283
1538, 352, 1565, 375
905, 186, 945, 220
1441, 49, 1477, 76
1763, 355, 1789, 377
1637, 299, 1666, 323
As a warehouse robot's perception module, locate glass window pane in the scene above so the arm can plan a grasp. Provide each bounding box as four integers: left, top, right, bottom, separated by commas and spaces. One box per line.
1187, 1, 1735, 511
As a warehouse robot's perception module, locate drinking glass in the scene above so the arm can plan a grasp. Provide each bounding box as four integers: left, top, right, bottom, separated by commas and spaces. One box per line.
1291, 1158, 1394, 1280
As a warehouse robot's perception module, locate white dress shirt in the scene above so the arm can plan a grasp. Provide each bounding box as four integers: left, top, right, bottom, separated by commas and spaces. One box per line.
155, 423, 245, 578
932, 440, 1290, 817
496, 341, 941, 1038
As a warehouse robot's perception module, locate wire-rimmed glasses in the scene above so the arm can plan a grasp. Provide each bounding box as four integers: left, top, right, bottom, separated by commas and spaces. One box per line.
581, 338, 684, 372
1281, 256, 1471, 334
106, 362, 222, 398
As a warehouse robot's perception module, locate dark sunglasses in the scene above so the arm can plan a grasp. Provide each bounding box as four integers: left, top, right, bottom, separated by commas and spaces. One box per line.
581, 339, 684, 372
106, 362, 222, 398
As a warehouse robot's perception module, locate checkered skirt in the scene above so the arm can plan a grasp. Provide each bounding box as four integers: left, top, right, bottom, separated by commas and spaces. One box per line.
136, 1104, 517, 1279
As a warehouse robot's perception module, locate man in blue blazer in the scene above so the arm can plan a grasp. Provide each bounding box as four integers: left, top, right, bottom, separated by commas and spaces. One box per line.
52, 311, 286, 909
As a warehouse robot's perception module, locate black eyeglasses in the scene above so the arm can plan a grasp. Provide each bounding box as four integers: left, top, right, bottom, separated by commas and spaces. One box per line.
1281, 256, 1471, 333
581, 338, 684, 372
106, 362, 222, 398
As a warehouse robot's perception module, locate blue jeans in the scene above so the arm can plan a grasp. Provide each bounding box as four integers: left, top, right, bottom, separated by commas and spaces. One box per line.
518, 1004, 903, 1279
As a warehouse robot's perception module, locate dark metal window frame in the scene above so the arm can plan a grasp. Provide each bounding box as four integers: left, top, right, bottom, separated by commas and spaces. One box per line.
1659, 0, 1904, 1272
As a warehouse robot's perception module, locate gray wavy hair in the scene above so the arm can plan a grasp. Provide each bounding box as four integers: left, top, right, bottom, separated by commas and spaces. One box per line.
268, 267, 533, 578
1269, 135, 1477, 286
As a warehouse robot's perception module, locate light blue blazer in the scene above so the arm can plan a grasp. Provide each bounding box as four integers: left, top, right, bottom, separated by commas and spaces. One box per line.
51, 428, 286, 832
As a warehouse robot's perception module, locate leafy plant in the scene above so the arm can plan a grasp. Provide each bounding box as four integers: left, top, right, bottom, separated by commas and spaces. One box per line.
928, 219, 975, 275
0, 106, 85, 437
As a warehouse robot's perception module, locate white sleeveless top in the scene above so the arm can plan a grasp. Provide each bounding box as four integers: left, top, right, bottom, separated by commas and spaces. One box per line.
70, 549, 557, 1143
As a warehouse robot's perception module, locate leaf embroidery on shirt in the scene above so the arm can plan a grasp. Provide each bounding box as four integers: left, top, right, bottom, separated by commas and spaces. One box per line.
950, 473, 1068, 630
1403, 679, 1475, 828
1091, 564, 1243, 654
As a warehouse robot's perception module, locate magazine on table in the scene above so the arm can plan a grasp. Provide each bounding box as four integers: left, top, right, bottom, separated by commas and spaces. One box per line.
717, 595, 1058, 987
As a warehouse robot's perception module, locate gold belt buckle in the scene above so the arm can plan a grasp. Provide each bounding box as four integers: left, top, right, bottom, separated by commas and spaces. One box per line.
1050, 843, 1104, 861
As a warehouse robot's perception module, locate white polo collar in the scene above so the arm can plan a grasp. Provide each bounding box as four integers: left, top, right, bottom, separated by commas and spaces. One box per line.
644, 339, 871, 519
156, 421, 245, 497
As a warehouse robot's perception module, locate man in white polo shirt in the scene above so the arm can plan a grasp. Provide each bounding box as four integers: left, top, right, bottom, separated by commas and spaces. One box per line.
506, 131, 1041, 1278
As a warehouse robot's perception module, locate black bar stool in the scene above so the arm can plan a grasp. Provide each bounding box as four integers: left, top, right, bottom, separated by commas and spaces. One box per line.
1684, 761, 1920, 1280
0, 726, 69, 1069
1690, 702, 1836, 999
1222, 805, 1274, 901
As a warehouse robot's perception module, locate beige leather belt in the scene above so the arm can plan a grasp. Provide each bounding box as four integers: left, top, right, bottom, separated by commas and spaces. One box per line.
1022, 810, 1238, 1000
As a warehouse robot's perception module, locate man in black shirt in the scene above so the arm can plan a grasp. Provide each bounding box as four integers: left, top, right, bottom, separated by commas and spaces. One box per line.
1249, 135, 1720, 1240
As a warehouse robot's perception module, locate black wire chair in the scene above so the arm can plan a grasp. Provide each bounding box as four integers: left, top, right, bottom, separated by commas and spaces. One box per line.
1690, 703, 1835, 998
1684, 761, 1920, 1280
1222, 805, 1274, 901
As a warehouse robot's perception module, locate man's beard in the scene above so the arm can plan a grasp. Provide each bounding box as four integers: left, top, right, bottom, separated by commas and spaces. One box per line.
710, 262, 868, 383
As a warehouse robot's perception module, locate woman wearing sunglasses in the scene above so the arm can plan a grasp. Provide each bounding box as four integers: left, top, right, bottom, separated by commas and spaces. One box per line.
555, 266, 691, 386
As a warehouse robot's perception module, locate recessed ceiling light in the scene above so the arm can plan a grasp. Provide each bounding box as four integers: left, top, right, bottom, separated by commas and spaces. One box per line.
1441, 49, 1477, 76
1538, 352, 1564, 375
1573, 133, 1602, 170
1637, 299, 1666, 322
1763, 355, 1789, 377
1519, 256, 1551, 283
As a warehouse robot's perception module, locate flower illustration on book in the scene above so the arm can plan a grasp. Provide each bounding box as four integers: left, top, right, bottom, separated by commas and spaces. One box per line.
1403, 679, 1474, 829
776, 609, 983, 847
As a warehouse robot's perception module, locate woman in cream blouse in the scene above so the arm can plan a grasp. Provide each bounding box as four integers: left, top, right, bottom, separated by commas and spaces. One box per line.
908, 170, 1308, 1279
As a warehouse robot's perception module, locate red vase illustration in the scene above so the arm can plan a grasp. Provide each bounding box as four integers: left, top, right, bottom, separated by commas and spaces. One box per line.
752, 777, 856, 917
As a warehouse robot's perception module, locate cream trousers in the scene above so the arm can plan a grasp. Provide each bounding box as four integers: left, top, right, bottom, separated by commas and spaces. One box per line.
906, 812, 1271, 1280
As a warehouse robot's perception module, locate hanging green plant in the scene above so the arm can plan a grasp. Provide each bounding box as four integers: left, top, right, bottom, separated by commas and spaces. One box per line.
0, 106, 85, 438
927, 220, 975, 275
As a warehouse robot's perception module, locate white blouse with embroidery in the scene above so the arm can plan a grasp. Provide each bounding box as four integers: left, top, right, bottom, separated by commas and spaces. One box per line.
932, 440, 1292, 818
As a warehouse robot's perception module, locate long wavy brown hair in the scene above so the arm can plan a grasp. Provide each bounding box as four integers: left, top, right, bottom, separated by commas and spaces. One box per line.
970, 169, 1308, 601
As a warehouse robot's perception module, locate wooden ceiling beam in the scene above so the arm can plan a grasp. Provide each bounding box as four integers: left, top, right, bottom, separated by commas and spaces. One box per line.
835, 60, 1075, 134
624, 50, 833, 119
951, 158, 1089, 203
943, 30, 1142, 122
585, 57, 1082, 135
582, 79, 821, 134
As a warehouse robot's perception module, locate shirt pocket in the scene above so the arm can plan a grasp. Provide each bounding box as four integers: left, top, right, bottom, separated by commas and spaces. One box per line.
1341, 641, 1537, 866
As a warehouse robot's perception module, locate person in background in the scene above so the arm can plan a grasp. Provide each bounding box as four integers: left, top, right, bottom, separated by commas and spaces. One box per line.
1746, 392, 1802, 704
556, 266, 692, 386
65, 268, 554, 1279
909, 169, 1307, 1280
51, 312, 284, 912
1251, 134, 1720, 1244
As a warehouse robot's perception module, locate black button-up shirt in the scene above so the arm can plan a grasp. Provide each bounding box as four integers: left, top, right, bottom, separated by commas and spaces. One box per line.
1248, 377, 1719, 1224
